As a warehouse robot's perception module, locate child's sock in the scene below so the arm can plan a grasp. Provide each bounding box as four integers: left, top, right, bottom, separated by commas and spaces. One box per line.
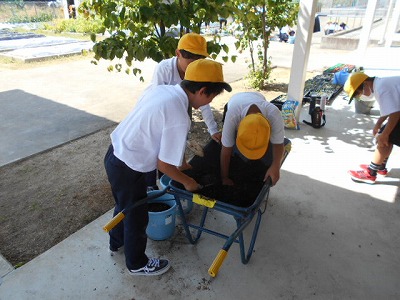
367, 162, 382, 176
381, 158, 388, 170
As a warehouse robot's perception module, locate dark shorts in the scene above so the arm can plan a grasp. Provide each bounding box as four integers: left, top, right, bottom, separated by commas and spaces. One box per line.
380, 121, 400, 146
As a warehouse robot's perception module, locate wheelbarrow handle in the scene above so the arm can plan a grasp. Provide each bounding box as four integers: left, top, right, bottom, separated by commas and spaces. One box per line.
103, 212, 125, 233
208, 177, 273, 277
103, 189, 167, 233
208, 249, 228, 277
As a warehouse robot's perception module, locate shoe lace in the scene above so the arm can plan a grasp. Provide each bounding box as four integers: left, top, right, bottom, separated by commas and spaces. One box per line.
354, 170, 373, 178
147, 258, 160, 268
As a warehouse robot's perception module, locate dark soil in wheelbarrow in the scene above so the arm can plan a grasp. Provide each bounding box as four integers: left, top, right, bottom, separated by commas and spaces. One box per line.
173, 152, 269, 207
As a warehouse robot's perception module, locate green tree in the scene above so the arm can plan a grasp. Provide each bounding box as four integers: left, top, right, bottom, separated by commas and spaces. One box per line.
79, 0, 237, 78
231, 0, 299, 89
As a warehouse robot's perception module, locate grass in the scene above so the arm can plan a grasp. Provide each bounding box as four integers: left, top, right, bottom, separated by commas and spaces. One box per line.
0, 3, 59, 23
0, 53, 91, 69
8, 24, 96, 41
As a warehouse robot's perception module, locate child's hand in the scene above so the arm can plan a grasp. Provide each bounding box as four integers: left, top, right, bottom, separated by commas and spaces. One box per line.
222, 177, 234, 186
376, 132, 389, 147
184, 178, 200, 192
211, 132, 222, 144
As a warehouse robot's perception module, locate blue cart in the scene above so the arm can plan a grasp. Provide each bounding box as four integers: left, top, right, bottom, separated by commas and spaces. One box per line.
165, 139, 291, 277
103, 139, 291, 277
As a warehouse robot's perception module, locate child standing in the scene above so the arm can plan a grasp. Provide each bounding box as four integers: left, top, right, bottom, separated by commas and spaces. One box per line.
149, 33, 220, 141
344, 72, 400, 184
146, 33, 222, 190
104, 59, 231, 276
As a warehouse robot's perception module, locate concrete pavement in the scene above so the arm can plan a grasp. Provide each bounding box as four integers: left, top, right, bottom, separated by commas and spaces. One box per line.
0, 33, 400, 299
0, 95, 399, 299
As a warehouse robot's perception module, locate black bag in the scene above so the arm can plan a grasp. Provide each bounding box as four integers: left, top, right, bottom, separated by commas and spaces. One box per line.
303, 107, 326, 128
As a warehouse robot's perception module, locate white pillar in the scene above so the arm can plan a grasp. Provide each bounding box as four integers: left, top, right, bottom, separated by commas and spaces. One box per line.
62, 0, 69, 19
356, 0, 378, 62
287, 0, 318, 124
379, 0, 395, 45
74, 0, 81, 17
385, 0, 400, 48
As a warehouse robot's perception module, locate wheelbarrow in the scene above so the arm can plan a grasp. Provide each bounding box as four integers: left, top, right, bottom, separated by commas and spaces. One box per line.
103, 138, 291, 278
165, 138, 292, 277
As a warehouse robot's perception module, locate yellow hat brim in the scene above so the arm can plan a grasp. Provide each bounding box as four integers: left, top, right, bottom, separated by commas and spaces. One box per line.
344, 72, 368, 100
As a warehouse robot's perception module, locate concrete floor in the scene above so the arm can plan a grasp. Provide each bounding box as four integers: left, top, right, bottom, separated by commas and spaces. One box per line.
0, 33, 399, 299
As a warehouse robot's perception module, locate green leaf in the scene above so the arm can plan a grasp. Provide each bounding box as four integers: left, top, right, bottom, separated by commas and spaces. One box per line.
116, 49, 124, 59
222, 44, 229, 54
119, 7, 126, 20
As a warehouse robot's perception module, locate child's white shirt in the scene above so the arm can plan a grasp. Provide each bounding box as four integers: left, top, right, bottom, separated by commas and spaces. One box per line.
222, 92, 285, 148
111, 84, 190, 172
150, 57, 219, 135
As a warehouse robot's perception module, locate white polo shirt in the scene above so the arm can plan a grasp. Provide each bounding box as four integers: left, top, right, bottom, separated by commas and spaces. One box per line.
221, 92, 285, 148
151, 57, 182, 86
373, 76, 400, 117
150, 57, 219, 135
111, 84, 190, 172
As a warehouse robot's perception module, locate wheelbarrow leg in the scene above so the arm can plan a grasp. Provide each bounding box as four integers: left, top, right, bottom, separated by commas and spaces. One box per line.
238, 209, 263, 264
175, 196, 209, 244
208, 212, 254, 277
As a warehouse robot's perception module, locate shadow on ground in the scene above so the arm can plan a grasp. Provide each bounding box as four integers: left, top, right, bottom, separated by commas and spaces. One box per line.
0, 89, 116, 166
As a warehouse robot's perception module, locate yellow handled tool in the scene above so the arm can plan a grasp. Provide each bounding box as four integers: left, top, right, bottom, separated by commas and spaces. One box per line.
103, 190, 166, 232
208, 249, 228, 277
103, 212, 126, 232
208, 177, 273, 277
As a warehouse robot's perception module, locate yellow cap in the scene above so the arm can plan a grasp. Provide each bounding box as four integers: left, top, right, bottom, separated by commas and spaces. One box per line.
177, 33, 209, 57
344, 72, 369, 100
236, 113, 271, 160
184, 59, 232, 92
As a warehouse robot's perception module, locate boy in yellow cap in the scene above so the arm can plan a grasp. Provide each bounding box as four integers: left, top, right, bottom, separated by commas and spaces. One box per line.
344, 72, 400, 184
150, 33, 219, 141
146, 32, 222, 191
104, 59, 231, 276
220, 92, 286, 186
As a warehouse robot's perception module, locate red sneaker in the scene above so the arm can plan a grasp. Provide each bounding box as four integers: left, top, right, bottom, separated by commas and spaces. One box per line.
348, 169, 376, 184
359, 164, 388, 176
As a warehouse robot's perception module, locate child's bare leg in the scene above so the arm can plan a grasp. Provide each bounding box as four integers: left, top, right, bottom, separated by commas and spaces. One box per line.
372, 143, 393, 165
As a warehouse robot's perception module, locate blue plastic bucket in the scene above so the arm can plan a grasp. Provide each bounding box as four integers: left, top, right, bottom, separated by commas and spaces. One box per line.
146, 192, 177, 241
159, 175, 193, 214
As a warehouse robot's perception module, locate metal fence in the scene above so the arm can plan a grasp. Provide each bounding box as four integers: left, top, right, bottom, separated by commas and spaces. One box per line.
0, 1, 64, 23
319, 7, 395, 31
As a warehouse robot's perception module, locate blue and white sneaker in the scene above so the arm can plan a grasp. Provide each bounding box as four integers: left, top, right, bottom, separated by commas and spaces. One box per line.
129, 258, 170, 276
